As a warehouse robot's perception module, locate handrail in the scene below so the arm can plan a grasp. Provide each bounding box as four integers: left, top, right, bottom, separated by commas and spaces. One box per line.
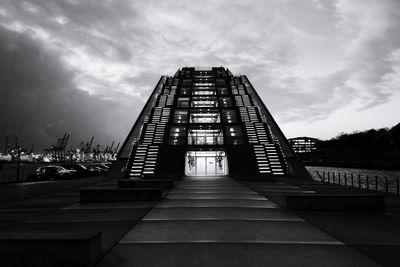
313, 170, 400, 195
117, 76, 167, 159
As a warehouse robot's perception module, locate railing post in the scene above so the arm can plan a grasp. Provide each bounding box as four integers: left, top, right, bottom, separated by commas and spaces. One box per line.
344, 173, 347, 186
338, 172, 341, 185
375, 176, 378, 191
328, 172, 330, 183
366, 175, 369, 190
358, 174, 361, 188
351, 173, 354, 187
385, 177, 388, 193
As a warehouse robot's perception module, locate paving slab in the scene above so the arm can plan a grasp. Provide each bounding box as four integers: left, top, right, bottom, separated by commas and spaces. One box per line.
177, 183, 242, 187
251, 188, 317, 193
63, 201, 158, 210
99, 243, 381, 267
121, 220, 342, 243
26, 208, 151, 223
171, 189, 258, 194
166, 193, 266, 200
176, 185, 246, 189
143, 207, 303, 221
242, 183, 300, 188
157, 199, 278, 208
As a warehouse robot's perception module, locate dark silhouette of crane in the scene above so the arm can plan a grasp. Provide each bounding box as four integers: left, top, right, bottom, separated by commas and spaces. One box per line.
44, 133, 70, 162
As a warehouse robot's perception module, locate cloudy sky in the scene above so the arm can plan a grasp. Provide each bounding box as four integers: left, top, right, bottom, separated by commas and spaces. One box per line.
0, 0, 399, 151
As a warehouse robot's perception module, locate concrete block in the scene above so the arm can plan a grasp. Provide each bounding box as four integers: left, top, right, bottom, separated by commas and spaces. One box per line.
80, 187, 163, 203
269, 193, 385, 211
0, 230, 101, 267
118, 179, 174, 189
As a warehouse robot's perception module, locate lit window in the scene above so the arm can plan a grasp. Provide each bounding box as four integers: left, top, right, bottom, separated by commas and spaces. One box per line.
177, 97, 190, 107
190, 109, 221, 123
222, 109, 237, 123
217, 88, 229, 95
191, 96, 218, 107
173, 109, 188, 123
192, 90, 216, 95
225, 126, 243, 145
168, 126, 186, 145
219, 97, 232, 107
180, 88, 191, 95
188, 128, 224, 145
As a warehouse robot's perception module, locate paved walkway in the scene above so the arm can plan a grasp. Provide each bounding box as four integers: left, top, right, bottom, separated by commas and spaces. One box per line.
98, 176, 380, 266
0, 178, 158, 266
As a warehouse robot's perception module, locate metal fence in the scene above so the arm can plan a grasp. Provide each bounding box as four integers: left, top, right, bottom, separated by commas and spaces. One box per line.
314, 170, 400, 195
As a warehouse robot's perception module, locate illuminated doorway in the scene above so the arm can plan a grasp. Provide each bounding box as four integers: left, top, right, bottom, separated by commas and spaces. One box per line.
185, 151, 228, 176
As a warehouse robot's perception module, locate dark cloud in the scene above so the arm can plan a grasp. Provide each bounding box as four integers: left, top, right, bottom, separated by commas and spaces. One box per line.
0, 26, 141, 152
0, 0, 399, 141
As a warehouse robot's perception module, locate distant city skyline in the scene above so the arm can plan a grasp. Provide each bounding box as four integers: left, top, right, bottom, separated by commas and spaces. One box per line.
1, 0, 400, 152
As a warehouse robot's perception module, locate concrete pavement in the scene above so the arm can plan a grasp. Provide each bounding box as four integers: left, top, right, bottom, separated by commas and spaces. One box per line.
98, 176, 381, 267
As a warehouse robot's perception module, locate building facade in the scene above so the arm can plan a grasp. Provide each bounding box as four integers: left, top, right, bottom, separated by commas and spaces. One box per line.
288, 137, 319, 153
118, 67, 302, 179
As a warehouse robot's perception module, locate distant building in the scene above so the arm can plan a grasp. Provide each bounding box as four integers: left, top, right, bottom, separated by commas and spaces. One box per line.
288, 137, 319, 153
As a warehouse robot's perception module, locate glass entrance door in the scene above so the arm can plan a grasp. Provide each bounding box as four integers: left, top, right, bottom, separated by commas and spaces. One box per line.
196, 157, 206, 176
185, 151, 228, 176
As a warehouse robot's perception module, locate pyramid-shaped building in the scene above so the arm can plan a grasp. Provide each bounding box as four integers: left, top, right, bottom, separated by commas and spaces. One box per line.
117, 67, 309, 180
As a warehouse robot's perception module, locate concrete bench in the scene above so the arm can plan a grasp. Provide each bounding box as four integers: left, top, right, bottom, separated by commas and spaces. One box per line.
0, 230, 101, 267
118, 179, 174, 189
268, 193, 385, 211
80, 187, 163, 203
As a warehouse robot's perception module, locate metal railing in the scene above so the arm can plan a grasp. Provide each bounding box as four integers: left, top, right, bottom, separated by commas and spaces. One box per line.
314, 170, 400, 195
